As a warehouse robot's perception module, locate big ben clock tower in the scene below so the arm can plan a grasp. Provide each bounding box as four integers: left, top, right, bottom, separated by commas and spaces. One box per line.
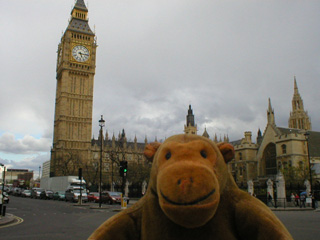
50, 0, 97, 177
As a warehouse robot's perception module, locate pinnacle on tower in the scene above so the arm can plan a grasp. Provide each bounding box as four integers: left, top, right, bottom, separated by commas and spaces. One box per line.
267, 98, 275, 125
288, 76, 311, 130
74, 0, 88, 11
184, 105, 197, 135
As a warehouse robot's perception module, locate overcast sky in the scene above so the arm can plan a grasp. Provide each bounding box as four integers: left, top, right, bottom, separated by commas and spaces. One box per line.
1, 0, 319, 177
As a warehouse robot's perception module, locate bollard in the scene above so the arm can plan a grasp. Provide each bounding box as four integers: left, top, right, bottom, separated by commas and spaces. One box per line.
0, 204, 2, 216
2, 205, 6, 216
121, 194, 127, 210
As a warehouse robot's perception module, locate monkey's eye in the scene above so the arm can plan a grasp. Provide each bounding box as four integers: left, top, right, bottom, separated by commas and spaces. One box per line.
200, 150, 207, 158
165, 152, 171, 160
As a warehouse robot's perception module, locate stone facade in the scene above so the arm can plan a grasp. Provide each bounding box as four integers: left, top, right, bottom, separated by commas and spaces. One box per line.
49, 1, 148, 188
195, 77, 319, 187
228, 78, 320, 187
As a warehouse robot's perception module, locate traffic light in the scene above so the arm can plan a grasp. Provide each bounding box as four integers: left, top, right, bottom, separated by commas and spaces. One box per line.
119, 161, 128, 177
123, 161, 127, 176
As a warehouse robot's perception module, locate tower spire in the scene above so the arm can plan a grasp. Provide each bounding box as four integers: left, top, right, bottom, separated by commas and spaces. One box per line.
267, 98, 275, 125
294, 75, 299, 95
288, 76, 311, 130
184, 105, 197, 135
74, 0, 88, 11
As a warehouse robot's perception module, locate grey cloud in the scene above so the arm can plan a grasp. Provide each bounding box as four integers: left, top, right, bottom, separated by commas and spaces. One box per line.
0, 1, 320, 163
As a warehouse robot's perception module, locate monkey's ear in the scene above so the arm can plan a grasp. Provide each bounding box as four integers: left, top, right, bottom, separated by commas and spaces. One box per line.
217, 142, 235, 163
144, 142, 161, 162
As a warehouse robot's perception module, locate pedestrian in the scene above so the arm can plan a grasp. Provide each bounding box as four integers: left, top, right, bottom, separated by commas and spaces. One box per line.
300, 194, 306, 208
310, 193, 318, 209
295, 193, 300, 207
290, 193, 295, 205
267, 193, 274, 207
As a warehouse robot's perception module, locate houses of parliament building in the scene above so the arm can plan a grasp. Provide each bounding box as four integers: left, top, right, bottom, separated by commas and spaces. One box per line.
48, 0, 319, 189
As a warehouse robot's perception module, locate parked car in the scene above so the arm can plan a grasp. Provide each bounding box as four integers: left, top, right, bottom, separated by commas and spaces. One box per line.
88, 192, 100, 202
12, 187, 23, 196
65, 188, 88, 203
53, 191, 65, 201
40, 190, 54, 200
31, 188, 44, 199
3, 192, 9, 203
104, 191, 129, 205
21, 190, 32, 197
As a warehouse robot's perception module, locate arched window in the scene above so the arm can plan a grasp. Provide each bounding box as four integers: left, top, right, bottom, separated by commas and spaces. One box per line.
263, 143, 277, 175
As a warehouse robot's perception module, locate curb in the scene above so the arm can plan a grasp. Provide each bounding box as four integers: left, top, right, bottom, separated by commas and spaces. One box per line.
0, 213, 15, 227
270, 207, 315, 211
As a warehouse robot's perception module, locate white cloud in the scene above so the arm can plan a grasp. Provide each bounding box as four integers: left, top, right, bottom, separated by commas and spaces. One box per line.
0, 133, 51, 155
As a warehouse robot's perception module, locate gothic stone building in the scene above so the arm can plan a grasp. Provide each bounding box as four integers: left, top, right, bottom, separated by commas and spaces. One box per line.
228, 78, 320, 188
185, 79, 320, 189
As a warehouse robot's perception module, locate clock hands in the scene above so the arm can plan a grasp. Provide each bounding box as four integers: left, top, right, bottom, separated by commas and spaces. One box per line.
78, 52, 89, 56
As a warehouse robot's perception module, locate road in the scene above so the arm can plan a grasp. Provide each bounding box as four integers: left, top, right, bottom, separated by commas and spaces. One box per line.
2, 196, 320, 240
1, 196, 120, 240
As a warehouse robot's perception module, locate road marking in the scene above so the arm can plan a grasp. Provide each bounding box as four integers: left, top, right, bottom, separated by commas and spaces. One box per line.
0, 216, 24, 229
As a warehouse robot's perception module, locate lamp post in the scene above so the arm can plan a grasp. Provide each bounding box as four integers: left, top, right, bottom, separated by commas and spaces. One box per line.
98, 115, 105, 208
0, 163, 5, 199
39, 166, 41, 180
304, 132, 314, 209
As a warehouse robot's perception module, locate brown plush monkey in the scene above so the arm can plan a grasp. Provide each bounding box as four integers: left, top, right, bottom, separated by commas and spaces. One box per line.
89, 134, 292, 240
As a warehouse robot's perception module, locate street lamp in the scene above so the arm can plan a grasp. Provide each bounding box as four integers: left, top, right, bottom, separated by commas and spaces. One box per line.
98, 115, 105, 208
304, 132, 315, 209
39, 166, 41, 180
0, 163, 5, 200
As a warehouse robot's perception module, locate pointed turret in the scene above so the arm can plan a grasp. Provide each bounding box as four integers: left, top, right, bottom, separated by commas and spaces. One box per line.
184, 105, 197, 135
134, 135, 138, 151
267, 98, 275, 125
112, 133, 116, 149
67, 0, 94, 35
294, 76, 299, 95
105, 130, 108, 141
74, 0, 88, 12
257, 128, 263, 145
214, 134, 218, 143
202, 128, 209, 138
288, 76, 311, 130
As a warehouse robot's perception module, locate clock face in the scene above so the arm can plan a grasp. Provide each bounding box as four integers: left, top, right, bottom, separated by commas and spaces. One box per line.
72, 45, 90, 62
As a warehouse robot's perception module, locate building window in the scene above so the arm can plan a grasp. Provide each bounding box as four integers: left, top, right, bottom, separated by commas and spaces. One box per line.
281, 144, 287, 154
283, 161, 288, 170
239, 152, 242, 160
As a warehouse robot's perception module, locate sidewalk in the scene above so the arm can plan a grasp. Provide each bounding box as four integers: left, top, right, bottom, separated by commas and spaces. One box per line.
0, 213, 15, 227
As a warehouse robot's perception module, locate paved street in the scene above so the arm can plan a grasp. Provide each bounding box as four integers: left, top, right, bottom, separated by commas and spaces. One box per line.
1, 196, 320, 240
1, 196, 122, 240
274, 211, 320, 240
